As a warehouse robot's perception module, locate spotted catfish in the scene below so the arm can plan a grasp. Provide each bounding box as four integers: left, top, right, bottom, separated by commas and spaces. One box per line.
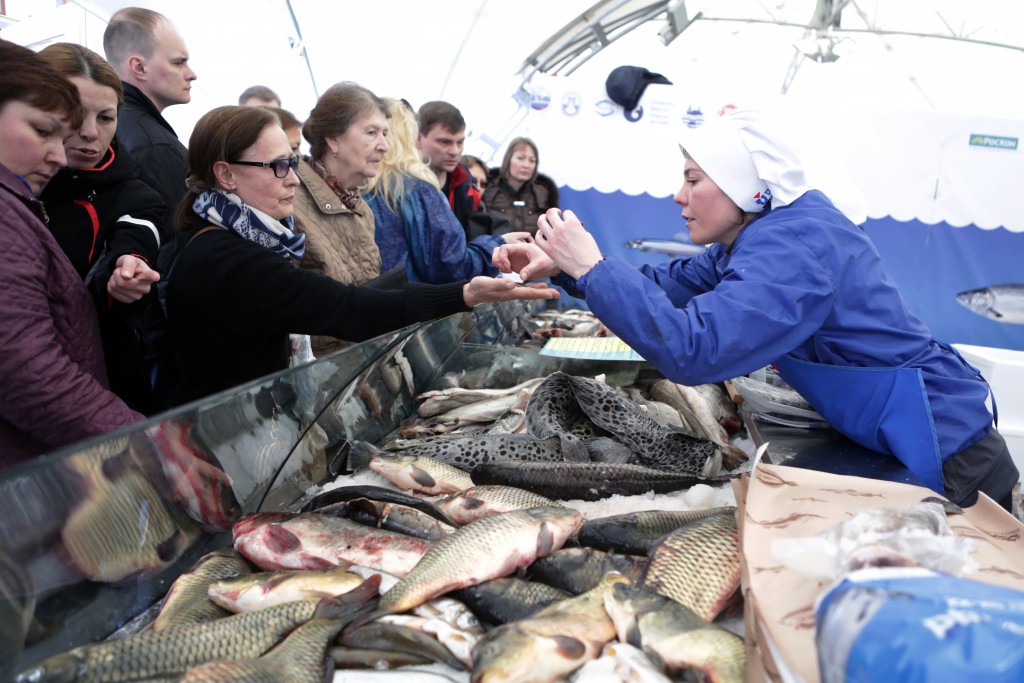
525, 372, 591, 461
563, 374, 722, 477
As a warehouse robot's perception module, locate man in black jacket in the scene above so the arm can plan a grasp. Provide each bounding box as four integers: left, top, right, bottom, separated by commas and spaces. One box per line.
416, 101, 482, 237
103, 7, 196, 271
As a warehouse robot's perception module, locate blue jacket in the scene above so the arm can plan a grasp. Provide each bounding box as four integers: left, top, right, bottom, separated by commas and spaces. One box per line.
366, 176, 502, 284
563, 190, 992, 460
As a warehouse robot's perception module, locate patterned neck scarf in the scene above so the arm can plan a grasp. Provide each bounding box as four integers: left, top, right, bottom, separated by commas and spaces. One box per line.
308, 156, 361, 210
192, 190, 305, 262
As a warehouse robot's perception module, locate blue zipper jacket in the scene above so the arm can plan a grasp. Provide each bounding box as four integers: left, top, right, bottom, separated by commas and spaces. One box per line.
561, 190, 992, 460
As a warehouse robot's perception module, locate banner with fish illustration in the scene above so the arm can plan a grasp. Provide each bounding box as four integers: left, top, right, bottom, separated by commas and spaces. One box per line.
485, 75, 1024, 351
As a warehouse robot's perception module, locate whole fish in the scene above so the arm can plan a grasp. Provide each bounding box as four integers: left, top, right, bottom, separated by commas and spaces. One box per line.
366, 433, 564, 471
471, 572, 629, 683
578, 507, 738, 555
471, 461, 721, 502
643, 510, 740, 622
957, 284, 1024, 323
323, 499, 456, 541
13, 596, 342, 683
208, 567, 368, 613
436, 485, 558, 525
355, 443, 474, 495
175, 577, 380, 683
648, 381, 705, 434
416, 378, 545, 418
232, 512, 434, 576
453, 578, 570, 626
563, 374, 722, 476
527, 547, 647, 595
604, 581, 746, 683
525, 372, 590, 461
299, 485, 456, 526
152, 548, 252, 630
427, 391, 538, 427
365, 506, 582, 621
693, 383, 742, 435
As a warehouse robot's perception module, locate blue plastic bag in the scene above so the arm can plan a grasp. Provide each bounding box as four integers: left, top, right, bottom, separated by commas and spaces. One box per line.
816, 568, 1024, 683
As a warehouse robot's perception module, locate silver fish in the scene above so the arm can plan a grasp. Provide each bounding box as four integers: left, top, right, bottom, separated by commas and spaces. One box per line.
416, 378, 545, 418
957, 284, 1024, 323
359, 445, 475, 495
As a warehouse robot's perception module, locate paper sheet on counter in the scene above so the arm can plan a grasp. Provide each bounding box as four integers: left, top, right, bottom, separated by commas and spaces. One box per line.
737, 463, 1024, 683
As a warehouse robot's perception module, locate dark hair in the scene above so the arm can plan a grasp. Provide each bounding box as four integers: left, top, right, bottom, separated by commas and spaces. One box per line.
0, 39, 84, 129
302, 82, 390, 161
103, 7, 164, 67
38, 42, 125, 109
500, 137, 540, 183
175, 105, 280, 234
239, 85, 281, 106
263, 106, 300, 130
417, 100, 465, 136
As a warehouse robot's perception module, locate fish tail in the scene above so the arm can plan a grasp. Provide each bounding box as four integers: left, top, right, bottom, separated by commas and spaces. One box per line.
313, 575, 382, 622
348, 441, 383, 471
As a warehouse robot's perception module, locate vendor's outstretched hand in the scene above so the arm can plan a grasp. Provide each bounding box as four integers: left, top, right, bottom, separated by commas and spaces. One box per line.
535, 208, 602, 280
108, 254, 160, 303
492, 242, 560, 281
462, 276, 560, 308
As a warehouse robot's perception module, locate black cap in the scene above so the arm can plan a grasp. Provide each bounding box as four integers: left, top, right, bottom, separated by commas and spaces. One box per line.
605, 65, 673, 111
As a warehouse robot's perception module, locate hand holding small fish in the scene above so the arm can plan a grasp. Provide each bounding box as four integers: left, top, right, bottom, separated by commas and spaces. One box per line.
535, 208, 603, 280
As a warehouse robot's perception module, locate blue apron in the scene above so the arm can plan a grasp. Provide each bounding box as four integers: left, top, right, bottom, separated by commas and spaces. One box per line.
773, 345, 945, 493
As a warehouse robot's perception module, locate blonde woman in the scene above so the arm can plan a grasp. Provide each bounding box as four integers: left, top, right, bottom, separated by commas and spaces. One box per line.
363, 98, 529, 283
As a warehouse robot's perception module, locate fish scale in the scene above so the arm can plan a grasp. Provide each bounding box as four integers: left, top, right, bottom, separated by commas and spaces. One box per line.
642, 510, 740, 622
371, 506, 583, 619
578, 507, 738, 555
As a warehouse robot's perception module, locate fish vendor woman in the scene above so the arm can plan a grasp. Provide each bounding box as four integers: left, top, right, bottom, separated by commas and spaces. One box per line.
493, 108, 1018, 511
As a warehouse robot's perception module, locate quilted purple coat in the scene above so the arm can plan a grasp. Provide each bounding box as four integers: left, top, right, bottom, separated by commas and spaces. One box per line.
0, 164, 142, 468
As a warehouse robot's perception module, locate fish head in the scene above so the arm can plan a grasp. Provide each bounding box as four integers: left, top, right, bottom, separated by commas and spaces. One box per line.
603, 582, 667, 645
528, 507, 584, 554
956, 287, 998, 319
472, 627, 588, 683
13, 652, 82, 683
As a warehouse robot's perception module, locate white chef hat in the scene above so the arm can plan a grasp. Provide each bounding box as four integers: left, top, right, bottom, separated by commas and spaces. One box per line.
679, 108, 811, 213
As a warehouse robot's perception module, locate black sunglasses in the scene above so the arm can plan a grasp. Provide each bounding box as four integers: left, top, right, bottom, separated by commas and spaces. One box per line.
229, 154, 299, 178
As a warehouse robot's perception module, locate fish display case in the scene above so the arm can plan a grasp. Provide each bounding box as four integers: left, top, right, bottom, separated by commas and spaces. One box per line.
0, 300, 649, 679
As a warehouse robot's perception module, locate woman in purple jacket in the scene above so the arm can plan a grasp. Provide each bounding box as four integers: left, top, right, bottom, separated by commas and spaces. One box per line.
0, 40, 143, 468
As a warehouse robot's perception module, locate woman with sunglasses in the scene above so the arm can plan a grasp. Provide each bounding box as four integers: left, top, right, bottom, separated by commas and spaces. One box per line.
293, 82, 389, 357
0, 40, 143, 467
166, 105, 557, 406
38, 43, 168, 414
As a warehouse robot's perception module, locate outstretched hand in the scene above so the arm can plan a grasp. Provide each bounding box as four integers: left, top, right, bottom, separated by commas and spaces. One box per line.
462, 276, 560, 308
107, 255, 160, 303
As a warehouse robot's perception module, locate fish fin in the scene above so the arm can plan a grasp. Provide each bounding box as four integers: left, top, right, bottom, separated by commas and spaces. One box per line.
585, 437, 635, 464
263, 525, 303, 554
722, 445, 748, 470
348, 441, 382, 471
155, 531, 186, 563
551, 635, 587, 659
460, 497, 486, 510
560, 437, 590, 462
535, 523, 556, 558
410, 466, 438, 489
313, 575, 381, 619
99, 448, 136, 481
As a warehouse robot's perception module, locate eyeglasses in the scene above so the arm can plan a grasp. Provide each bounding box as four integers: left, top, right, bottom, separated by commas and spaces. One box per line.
228, 154, 299, 178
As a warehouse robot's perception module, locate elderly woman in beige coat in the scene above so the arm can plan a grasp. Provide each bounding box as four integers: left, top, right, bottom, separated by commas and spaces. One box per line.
294, 82, 387, 356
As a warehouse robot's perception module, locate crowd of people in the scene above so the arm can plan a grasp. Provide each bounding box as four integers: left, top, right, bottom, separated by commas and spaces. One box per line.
1, 8, 1015, 512
0, 7, 558, 467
